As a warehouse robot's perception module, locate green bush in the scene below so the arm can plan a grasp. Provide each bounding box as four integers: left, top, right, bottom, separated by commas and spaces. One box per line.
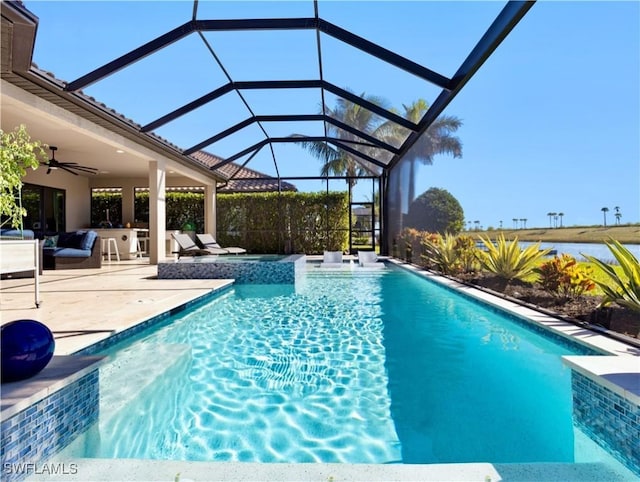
99, 190, 349, 254
535, 254, 596, 299
217, 191, 349, 254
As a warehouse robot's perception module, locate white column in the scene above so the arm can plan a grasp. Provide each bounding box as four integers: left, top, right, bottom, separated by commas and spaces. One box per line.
121, 183, 135, 227
149, 160, 166, 265
204, 183, 216, 236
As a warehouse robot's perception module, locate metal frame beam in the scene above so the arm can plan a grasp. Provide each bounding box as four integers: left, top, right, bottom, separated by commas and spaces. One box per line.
184, 113, 399, 156
62, 1, 535, 185
143, 79, 416, 133
386, 1, 535, 172
65, 21, 196, 91
210, 136, 388, 171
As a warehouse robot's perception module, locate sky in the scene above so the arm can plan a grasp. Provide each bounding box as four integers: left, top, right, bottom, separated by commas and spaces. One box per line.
24, 0, 640, 229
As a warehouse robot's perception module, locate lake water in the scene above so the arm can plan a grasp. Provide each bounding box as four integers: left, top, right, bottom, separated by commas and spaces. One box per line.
519, 241, 640, 262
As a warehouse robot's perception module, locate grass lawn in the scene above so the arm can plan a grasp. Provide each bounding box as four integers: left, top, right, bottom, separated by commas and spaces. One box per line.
473, 224, 639, 244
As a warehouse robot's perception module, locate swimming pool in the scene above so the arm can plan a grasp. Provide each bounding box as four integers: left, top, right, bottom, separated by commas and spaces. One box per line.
60, 264, 637, 476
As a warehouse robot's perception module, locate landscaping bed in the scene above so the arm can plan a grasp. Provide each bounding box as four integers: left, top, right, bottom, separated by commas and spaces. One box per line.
456, 272, 639, 340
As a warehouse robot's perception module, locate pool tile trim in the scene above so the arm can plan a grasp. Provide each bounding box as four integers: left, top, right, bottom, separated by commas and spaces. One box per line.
1, 358, 103, 482
72, 282, 234, 356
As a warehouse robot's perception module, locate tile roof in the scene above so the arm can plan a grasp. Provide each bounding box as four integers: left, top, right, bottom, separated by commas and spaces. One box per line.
191, 151, 297, 193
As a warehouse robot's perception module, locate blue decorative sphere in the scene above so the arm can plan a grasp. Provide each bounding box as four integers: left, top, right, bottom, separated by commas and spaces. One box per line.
1, 320, 55, 383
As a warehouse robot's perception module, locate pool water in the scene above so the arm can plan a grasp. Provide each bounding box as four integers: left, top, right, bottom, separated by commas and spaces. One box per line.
64, 266, 628, 469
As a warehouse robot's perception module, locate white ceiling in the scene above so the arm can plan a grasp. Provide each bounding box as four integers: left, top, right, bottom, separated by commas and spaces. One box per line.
1, 92, 205, 181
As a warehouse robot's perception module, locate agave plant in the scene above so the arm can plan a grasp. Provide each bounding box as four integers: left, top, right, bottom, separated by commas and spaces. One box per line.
476, 234, 552, 284
421, 233, 459, 274
582, 239, 640, 312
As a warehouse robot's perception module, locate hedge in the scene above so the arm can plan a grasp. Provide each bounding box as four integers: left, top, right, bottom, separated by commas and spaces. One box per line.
92, 191, 349, 254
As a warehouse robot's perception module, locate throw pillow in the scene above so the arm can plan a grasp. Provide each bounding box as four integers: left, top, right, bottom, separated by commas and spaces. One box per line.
43, 235, 59, 248
80, 230, 98, 250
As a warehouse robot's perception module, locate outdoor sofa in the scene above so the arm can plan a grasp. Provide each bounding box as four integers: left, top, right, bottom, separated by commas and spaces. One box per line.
42, 230, 102, 269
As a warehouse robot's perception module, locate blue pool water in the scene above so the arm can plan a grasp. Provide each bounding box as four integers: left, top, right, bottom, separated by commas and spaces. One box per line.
64, 265, 627, 468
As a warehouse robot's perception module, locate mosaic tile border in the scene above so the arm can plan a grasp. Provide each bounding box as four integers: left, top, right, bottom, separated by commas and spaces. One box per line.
572, 371, 640, 476
0, 371, 99, 482
74, 284, 232, 356
158, 254, 306, 284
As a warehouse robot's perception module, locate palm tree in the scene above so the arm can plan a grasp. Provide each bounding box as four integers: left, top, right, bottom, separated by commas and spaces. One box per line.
601, 207, 609, 226
614, 206, 621, 225
294, 92, 387, 191
512, 218, 518, 229
379, 99, 463, 203
521, 218, 527, 229
558, 212, 564, 227
546, 212, 554, 228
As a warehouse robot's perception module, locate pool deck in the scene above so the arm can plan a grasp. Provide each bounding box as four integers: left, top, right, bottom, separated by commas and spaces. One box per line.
1, 257, 639, 482
0, 259, 233, 355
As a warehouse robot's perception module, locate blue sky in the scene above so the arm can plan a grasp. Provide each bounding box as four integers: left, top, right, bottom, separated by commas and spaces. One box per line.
26, 1, 640, 229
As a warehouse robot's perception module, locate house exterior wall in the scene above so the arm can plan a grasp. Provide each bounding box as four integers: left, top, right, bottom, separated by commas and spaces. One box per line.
23, 167, 90, 231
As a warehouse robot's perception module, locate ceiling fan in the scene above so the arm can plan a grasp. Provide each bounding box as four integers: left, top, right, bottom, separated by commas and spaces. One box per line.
42, 146, 99, 175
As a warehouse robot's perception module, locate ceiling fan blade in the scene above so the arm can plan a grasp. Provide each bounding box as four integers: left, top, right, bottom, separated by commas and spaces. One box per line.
47, 167, 52, 174
69, 165, 99, 174
59, 165, 79, 175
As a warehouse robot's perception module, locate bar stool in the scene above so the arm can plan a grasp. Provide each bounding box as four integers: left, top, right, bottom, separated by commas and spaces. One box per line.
136, 237, 148, 258
102, 237, 120, 262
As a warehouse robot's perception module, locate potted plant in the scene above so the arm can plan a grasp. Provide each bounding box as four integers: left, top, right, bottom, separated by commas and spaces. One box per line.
1, 125, 45, 285
1, 124, 45, 234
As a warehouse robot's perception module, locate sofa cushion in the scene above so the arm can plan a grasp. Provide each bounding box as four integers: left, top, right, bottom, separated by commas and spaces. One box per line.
0, 229, 35, 239
50, 247, 92, 258
79, 230, 98, 250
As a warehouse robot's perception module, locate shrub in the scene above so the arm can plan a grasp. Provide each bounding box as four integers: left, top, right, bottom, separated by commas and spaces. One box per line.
405, 187, 465, 234
395, 227, 424, 263
454, 235, 480, 273
421, 233, 458, 274
421, 234, 480, 275
582, 239, 640, 312
476, 234, 552, 283
535, 254, 596, 299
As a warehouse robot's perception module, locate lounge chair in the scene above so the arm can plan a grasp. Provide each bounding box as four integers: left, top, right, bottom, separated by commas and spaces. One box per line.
320, 250, 344, 268
358, 250, 385, 268
195, 233, 247, 255
172, 233, 227, 258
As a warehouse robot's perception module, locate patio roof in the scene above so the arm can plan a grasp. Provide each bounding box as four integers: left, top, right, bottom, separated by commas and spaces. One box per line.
1, 0, 534, 183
